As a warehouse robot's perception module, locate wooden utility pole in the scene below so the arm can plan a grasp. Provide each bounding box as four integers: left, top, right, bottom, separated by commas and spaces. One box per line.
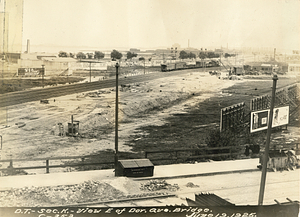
258, 75, 278, 205
114, 62, 119, 176
89, 62, 92, 82
41, 64, 45, 88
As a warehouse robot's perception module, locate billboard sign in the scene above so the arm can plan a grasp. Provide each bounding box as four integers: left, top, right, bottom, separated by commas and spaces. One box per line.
18, 68, 44, 76
250, 106, 289, 133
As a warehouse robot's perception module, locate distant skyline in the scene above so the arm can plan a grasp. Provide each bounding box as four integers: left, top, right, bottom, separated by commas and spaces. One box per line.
20, 0, 300, 53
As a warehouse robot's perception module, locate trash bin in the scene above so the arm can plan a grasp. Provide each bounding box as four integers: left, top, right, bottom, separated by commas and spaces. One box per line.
116, 159, 154, 177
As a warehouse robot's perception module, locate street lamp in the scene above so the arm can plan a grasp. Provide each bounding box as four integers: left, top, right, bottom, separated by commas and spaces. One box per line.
114, 62, 119, 176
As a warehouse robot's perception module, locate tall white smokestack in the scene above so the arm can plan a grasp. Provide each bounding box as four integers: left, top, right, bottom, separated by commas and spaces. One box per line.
26, 39, 30, 53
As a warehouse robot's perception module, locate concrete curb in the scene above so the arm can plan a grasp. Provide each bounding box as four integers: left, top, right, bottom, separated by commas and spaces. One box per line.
133, 168, 260, 181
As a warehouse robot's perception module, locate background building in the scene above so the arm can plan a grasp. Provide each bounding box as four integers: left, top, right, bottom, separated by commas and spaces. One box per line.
0, 0, 23, 61
288, 63, 300, 75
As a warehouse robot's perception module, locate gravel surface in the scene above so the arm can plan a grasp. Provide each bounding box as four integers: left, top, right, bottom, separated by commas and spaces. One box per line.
0, 178, 179, 207
0, 180, 125, 207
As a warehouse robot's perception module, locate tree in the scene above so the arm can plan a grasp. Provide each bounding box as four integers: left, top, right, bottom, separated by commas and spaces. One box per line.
87, 53, 93, 59
111, 50, 123, 60
207, 52, 219, 59
58, 51, 68, 57
69, 53, 75, 58
76, 52, 86, 59
179, 51, 196, 59
179, 50, 188, 59
94, 51, 105, 60
198, 52, 207, 60
139, 57, 145, 61
127, 51, 137, 60
187, 52, 196, 59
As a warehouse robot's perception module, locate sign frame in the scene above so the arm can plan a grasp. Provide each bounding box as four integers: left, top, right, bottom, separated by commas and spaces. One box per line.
250, 106, 289, 133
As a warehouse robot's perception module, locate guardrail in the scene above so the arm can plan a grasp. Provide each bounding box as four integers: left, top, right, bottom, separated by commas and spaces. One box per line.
145, 145, 245, 163
1, 144, 298, 175
0, 146, 244, 175
0, 155, 114, 174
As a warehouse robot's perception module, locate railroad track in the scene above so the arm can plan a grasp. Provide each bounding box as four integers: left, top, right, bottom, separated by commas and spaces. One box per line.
0, 68, 218, 108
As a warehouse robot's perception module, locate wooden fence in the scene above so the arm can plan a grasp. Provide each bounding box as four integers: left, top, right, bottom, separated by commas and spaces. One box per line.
0, 155, 114, 174
0, 146, 246, 174
250, 83, 299, 111
145, 145, 245, 163
220, 102, 246, 132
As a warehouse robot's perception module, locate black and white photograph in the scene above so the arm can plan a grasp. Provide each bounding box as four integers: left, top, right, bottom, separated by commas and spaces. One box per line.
0, 0, 299, 216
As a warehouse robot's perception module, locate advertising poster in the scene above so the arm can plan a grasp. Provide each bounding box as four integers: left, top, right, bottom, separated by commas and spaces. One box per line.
250, 106, 289, 133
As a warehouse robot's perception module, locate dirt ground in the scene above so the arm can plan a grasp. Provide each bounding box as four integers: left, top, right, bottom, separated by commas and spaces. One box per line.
0, 72, 236, 167
0, 71, 299, 174
0, 71, 299, 207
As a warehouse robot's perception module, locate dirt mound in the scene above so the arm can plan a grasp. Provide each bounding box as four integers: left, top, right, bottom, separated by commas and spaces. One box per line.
0, 180, 125, 206
140, 179, 180, 192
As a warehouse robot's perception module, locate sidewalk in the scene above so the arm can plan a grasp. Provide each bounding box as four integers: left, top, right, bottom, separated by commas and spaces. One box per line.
0, 158, 259, 190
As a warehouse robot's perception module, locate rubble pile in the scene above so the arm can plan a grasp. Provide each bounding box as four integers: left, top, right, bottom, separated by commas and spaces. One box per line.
186, 182, 200, 188
0, 179, 179, 207
0, 180, 125, 207
140, 180, 180, 192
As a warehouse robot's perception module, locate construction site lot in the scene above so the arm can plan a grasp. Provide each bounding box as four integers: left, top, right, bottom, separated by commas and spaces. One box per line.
0, 71, 299, 175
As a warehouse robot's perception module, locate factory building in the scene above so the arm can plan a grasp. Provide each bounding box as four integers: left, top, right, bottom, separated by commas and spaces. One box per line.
0, 0, 23, 56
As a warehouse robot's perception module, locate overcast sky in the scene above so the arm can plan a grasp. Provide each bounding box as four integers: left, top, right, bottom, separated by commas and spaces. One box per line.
22, 0, 300, 52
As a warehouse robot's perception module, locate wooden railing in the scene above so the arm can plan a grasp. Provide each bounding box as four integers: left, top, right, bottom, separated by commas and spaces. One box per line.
145, 145, 245, 163
0, 146, 244, 174
0, 155, 114, 174
1, 143, 298, 175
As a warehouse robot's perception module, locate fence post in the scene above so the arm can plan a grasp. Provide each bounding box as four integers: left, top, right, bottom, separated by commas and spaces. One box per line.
175, 150, 178, 163
145, 152, 148, 158
9, 160, 13, 168
7, 160, 14, 175
46, 160, 49, 173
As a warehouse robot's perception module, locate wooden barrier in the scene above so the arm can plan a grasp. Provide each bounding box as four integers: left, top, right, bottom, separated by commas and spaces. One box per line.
250, 83, 299, 111
2, 143, 296, 174
0, 155, 114, 174
145, 145, 245, 163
